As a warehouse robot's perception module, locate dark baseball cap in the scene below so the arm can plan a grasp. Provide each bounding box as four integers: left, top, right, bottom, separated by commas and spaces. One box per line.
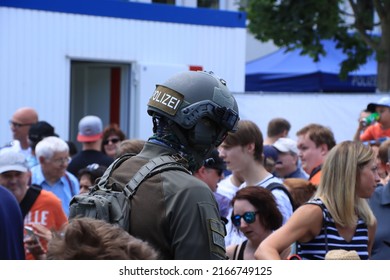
367, 97, 390, 112
29, 121, 58, 143
263, 145, 278, 162
204, 149, 226, 170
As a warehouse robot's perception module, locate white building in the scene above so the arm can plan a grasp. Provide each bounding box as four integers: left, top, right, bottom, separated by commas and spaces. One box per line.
0, 0, 246, 147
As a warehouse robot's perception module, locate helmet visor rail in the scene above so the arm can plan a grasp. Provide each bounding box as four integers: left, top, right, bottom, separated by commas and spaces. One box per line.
179, 100, 239, 132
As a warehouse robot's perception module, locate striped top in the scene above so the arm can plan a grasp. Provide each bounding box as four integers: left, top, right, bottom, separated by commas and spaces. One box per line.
297, 198, 369, 260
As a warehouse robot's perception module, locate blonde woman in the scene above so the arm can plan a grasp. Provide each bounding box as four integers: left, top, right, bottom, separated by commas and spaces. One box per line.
255, 141, 378, 260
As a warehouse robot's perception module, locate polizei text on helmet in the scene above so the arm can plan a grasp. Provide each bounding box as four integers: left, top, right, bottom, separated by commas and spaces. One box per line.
148, 86, 184, 116
152, 90, 181, 110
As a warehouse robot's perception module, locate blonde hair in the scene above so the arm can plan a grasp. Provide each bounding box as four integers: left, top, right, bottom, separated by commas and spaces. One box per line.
315, 141, 376, 228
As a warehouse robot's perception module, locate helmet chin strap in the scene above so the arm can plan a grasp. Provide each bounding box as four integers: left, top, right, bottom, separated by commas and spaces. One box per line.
168, 121, 208, 172
151, 115, 217, 172
150, 116, 202, 172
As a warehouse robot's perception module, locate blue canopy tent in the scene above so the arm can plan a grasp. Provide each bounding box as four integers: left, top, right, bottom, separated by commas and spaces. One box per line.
245, 40, 377, 92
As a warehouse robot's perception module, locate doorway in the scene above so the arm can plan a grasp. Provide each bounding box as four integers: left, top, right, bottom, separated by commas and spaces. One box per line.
69, 61, 131, 151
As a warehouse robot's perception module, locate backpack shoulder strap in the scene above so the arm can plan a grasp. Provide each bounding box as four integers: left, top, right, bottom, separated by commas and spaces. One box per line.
20, 184, 42, 218
266, 182, 296, 211
96, 153, 136, 190
124, 154, 190, 197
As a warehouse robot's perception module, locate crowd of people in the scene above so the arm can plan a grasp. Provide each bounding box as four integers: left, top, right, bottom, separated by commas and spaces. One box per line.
1, 70, 390, 260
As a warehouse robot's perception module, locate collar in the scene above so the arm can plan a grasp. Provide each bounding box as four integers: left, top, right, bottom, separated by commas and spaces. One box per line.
309, 165, 321, 179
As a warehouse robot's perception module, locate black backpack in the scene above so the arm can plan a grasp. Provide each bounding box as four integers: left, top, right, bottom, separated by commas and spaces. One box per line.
266, 182, 296, 211
68, 153, 190, 231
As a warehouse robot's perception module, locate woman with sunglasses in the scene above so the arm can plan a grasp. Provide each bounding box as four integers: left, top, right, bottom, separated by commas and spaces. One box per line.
227, 186, 283, 260
101, 123, 126, 159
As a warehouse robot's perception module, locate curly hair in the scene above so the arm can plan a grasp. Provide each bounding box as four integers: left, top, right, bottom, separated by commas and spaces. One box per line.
46, 218, 159, 260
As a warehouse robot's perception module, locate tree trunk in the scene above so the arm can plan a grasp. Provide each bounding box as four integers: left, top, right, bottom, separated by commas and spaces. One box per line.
377, 10, 390, 93
377, 51, 390, 93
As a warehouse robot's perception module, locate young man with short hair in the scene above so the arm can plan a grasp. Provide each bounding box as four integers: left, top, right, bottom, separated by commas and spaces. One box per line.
67, 115, 114, 177
218, 120, 293, 246
296, 123, 336, 186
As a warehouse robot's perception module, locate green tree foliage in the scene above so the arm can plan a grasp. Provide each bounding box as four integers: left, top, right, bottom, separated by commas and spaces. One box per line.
245, 0, 390, 92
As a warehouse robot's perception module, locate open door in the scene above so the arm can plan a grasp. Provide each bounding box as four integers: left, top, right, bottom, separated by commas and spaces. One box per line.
69, 61, 131, 150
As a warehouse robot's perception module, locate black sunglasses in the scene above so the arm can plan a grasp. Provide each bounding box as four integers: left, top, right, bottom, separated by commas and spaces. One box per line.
231, 211, 259, 227
103, 138, 120, 145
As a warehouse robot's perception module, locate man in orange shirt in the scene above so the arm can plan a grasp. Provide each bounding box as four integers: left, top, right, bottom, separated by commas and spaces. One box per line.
296, 124, 336, 186
359, 97, 390, 143
0, 151, 67, 260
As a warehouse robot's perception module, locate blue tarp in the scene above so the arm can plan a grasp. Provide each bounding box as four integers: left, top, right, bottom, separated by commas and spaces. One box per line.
245, 40, 377, 92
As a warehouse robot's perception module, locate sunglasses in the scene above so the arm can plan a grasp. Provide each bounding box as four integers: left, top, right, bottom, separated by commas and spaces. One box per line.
103, 138, 120, 145
231, 211, 259, 227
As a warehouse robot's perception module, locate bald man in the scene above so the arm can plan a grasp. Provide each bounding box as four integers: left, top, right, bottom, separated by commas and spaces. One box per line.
1, 107, 38, 157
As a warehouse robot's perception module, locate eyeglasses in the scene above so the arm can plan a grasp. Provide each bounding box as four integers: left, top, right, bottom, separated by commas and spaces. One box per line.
50, 157, 71, 166
103, 138, 120, 145
9, 120, 34, 128
231, 211, 259, 227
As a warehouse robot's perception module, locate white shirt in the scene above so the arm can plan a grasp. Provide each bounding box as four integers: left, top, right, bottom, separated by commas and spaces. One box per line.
216, 174, 240, 201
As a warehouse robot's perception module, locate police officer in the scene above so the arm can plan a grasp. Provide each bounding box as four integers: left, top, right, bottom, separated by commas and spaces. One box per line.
110, 70, 239, 259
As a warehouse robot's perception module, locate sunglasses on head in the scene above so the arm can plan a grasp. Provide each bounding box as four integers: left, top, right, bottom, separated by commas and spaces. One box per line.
86, 163, 100, 171
103, 138, 120, 145
231, 211, 259, 227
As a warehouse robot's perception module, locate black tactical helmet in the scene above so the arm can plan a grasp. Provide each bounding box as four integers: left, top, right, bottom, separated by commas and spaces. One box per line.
147, 70, 239, 149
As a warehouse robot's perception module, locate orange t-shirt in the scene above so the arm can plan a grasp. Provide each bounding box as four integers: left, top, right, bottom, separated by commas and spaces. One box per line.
360, 123, 390, 141
309, 170, 321, 186
24, 189, 68, 260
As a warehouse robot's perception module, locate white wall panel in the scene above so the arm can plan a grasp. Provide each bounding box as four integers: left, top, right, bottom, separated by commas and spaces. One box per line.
0, 7, 245, 145
234, 93, 386, 144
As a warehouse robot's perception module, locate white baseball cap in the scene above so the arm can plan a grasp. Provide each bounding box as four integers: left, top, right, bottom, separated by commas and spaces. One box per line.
273, 138, 299, 154
0, 151, 29, 173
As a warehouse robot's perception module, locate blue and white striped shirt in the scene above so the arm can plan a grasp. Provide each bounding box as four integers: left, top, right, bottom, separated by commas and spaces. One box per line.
297, 198, 369, 260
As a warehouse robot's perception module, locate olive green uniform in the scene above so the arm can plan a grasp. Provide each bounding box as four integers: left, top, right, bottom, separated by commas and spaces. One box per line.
111, 141, 226, 260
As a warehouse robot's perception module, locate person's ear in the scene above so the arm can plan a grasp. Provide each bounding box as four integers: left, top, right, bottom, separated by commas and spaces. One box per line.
38, 156, 46, 165
385, 162, 390, 173
246, 142, 255, 154
319, 143, 328, 156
